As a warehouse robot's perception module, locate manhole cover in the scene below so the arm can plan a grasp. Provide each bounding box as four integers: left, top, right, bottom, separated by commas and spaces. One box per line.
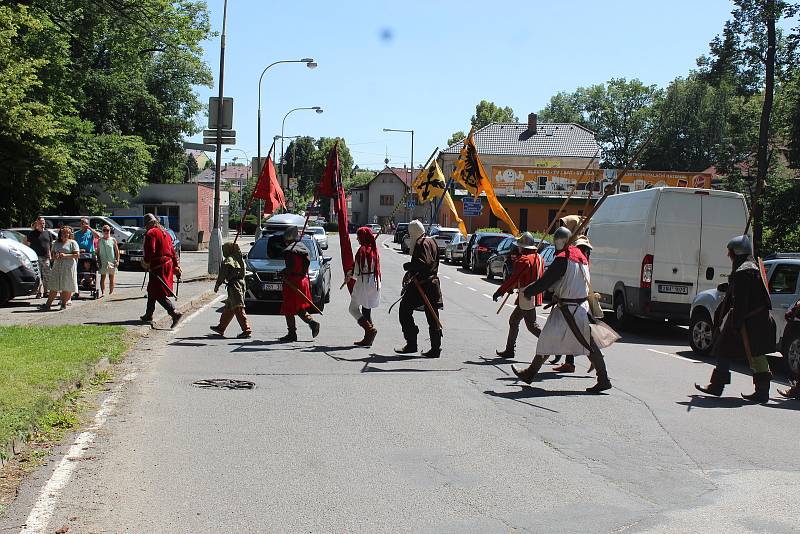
192, 379, 255, 390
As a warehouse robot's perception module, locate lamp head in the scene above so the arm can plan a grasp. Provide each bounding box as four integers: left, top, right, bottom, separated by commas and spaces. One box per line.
224, 147, 231, 152
305, 60, 318, 69
315, 108, 324, 114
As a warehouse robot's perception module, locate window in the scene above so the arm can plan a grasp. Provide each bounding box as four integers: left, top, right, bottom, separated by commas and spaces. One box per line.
547, 209, 558, 227
380, 195, 394, 206
769, 265, 800, 294
519, 208, 528, 232
359, 193, 363, 202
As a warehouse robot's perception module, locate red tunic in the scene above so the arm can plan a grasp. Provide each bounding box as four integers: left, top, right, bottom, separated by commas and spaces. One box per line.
144, 226, 177, 300
497, 253, 545, 306
281, 244, 312, 315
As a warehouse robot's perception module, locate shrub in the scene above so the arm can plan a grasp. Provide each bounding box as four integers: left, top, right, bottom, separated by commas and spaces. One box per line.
324, 222, 339, 232
229, 214, 259, 234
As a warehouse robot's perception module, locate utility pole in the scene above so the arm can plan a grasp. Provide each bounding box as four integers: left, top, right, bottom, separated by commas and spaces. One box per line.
208, 0, 228, 275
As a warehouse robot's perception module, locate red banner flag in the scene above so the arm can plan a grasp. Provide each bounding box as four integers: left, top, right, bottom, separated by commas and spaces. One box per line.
318, 144, 339, 198
317, 142, 354, 291
253, 153, 285, 215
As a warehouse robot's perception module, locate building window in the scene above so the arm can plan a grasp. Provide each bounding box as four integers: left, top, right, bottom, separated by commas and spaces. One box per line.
547, 209, 558, 227
519, 208, 528, 232
380, 195, 394, 206
538, 176, 548, 190
359, 193, 363, 202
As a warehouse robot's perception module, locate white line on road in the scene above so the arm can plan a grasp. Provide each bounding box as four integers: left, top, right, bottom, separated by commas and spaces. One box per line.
468, 287, 476, 292
454, 281, 463, 285
483, 294, 492, 298
20, 294, 224, 533
505, 304, 515, 309
647, 348, 700, 363
442, 275, 451, 279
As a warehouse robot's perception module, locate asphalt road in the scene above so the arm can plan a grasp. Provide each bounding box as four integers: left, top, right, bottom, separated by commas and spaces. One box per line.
3, 234, 799, 533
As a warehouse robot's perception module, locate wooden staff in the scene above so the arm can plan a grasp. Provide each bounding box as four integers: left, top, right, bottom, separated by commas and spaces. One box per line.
283, 278, 324, 315
496, 291, 513, 314
412, 277, 443, 331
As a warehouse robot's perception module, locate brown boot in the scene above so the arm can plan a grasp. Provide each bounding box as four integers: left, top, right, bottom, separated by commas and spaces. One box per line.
511, 355, 547, 384
354, 317, 377, 347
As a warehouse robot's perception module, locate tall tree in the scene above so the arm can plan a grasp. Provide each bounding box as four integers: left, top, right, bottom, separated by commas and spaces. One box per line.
470, 100, 517, 129
447, 130, 466, 146
283, 136, 318, 198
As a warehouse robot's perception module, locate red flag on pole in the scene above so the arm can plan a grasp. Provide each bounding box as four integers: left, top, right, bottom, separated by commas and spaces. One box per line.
317, 142, 354, 291
253, 152, 285, 215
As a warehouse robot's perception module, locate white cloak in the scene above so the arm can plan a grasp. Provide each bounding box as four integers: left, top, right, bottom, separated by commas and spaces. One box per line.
350, 258, 381, 309
535, 260, 593, 356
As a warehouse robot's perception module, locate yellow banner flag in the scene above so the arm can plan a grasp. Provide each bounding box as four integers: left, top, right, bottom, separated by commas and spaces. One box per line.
442, 191, 468, 237
451, 129, 519, 235
413, 160, 447, 203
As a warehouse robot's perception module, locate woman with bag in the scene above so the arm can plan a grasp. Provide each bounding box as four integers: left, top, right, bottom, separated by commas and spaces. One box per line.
41, 226, 79, 311
345, 227, 382, 346
97, 225, 120, 297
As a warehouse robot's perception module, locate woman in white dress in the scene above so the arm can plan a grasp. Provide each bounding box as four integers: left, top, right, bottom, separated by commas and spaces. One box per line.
346, 226, 381, 346
41, 226, 79, 310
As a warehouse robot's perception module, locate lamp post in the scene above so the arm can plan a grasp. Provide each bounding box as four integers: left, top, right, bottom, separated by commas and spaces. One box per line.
280, 106, 323, 186
256, 58, 317, 239
208, 0, 229, 275
383, 128, 414, 223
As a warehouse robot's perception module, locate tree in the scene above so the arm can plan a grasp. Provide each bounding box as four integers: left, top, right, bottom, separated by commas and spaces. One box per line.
283, 136, 318, 197
470, 100, 517, 129
447, 131, 466, 146
344, 170, 376, 193
538, 91, 586, 125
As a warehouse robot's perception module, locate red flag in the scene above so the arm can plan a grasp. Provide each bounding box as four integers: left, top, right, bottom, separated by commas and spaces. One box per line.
318, 143, 339, 198
317, 142, 354, 291
253, 154, 285, 214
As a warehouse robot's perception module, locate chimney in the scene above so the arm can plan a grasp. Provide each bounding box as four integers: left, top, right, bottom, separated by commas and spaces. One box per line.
527, 113, 538, 134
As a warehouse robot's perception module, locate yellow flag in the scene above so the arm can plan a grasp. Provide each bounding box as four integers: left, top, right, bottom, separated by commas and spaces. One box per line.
451, 129, 519, 235
442, 191, 468, 237
413, 160, 447, 203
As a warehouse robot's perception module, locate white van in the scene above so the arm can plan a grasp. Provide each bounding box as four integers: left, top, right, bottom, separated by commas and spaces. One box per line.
587, 187, 748, 325
0, 237, 40, 306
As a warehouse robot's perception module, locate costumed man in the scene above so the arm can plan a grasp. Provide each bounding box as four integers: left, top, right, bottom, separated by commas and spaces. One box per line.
778, 298, 800, 399
493, 232, 544, 358
511, 226, 613, 393
279, 226, 320, 342
140, 213, 182, 328
553, 234, 595, 373
695, 235, 776, 403
549, 214, 586, 367
395, 220, 443, 358
346, 227, 381, 347
210, 242, 251, 338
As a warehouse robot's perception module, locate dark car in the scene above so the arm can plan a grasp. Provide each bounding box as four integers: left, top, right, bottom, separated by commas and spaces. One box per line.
244, 232, 332, 314
462, 232, 511, 273
119, 228, 181, 269
486, 238, 551, 281
394, 223, 409, 244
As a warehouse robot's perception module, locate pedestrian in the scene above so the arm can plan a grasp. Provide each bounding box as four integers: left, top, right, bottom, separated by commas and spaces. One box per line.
493, 232, 544, 358
395, 220, 443, 358
552, 234, 595, 373
40, 225, 79, 311
74, 217, 100, 254
210, 242, 251, 338
695, 235, 776, 403
778, 298, 800, 399
549, 214, 586, 367
279, 226, 320, 341
28, 216, 53, 298
97, 225, 120, 297
140, 213, 183, 328
346, 226, 381, 346
512, 226, 613, 393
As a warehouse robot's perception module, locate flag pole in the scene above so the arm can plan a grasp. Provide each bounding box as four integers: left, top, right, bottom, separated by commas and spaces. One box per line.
236, 140, 276, 243
428, 177, 454, 233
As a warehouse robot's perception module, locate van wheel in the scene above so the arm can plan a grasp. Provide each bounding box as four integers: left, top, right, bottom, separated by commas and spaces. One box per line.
0, 275, 11, 306
486, 263, 494, 280
784, 333, 800, 376
689, 310, 714, 355
613, 292, 631, 329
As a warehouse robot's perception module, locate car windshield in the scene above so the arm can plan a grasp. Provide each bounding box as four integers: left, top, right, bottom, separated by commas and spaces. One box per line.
479, 235, 507, 248
128, 229, 146, 244
436, 231, 458, 241
249, 235, 318, 261
309, 228, 325, 235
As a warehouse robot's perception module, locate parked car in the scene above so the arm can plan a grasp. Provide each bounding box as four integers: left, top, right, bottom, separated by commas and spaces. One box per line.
119, 228, 182, 269
394, 223, 409, 244
587, 187, 749, 326
262, 213, 307, 236
0, 235, 39, 305
307, 226, 328, 250
244, 232, 332, 313
0, 229, 27, 244
689, 256, 800, 362
402, 225, 440, 254
432, 227, 461, 256
4, 227, 59, 245
486, 238, 551, 281
462, 232, 511, 273
122, 226, 143, 234
42, 215, 132, 243
368, 224, 382, 237
444, 233, 470, 264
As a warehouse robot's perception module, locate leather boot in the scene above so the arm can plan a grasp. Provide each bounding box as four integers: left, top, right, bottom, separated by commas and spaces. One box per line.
741, 372, 771, 404
211, 309, 235, 336
695, 368, 730, 397
778, 383, 800, 399
354, 317, 377, 346
495, 349, 515, 358
279, 329, 298, 342
511, 355, 547, 384
234, 308, 251, 337
586, 351, 612, 393
422, 328, 441, 358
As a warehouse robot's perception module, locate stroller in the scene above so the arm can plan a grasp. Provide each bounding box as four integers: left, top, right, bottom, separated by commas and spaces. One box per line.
76, 251, 100, 299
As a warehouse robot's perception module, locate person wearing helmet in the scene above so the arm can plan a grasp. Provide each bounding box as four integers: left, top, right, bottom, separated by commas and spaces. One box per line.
395, 220, 443, 358
695, 235, 776, 403
548, 214, 586, 366
493, 232, 544, 358
512, 226, 613, 394
278, 226, 321, 342
553, 234, 595, 373
210, 242, 251, 338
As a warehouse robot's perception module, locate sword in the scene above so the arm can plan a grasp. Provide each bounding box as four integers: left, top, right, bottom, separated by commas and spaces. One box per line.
141, 271, 148, 291
412, 277, 443, 331
151, 272, 177, 300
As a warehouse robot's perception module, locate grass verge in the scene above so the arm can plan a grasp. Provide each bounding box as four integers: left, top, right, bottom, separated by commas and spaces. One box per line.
0, 325, 127, 458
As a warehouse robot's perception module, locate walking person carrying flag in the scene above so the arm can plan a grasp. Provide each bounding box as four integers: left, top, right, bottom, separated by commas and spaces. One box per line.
278, 226, 320, 342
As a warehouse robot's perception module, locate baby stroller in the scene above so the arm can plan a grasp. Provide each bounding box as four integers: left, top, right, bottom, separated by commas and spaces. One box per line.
76, 251, 99, 299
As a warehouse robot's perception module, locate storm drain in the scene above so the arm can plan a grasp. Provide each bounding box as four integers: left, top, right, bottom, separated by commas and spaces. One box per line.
192, 379, 255, 390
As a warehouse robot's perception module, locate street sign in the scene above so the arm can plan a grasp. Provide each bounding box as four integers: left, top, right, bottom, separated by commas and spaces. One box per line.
203, 137, 236, 145
462, 197, 482, 217
287, 200, 295, 209
406, 198, 415, 209
203, 129, 236, 137
208, 97, 233, 130
288, 177, 297, 190
183, 142, 217, 152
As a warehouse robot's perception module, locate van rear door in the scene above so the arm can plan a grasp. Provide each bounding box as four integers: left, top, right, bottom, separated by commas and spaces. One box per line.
698, 193, 748, 294
652, 191, 701, 305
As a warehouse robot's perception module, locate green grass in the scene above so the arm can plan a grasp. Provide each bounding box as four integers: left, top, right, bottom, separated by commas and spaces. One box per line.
0, 326, 127, 455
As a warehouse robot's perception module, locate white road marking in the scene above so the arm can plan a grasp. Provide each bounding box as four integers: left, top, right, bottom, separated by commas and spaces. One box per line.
468, 287, 476, 292
483, 294, 492, 299
647, 348, 700, 363
442, 275, 451, 280
454, 281, 463, 285
505, 304, 515, 309
20, 294, 224, 533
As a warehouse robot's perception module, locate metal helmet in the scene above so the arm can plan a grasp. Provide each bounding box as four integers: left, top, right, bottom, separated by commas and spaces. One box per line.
726, 235, 752, 256
514, 232, 537, 251
553, 226, 572, 251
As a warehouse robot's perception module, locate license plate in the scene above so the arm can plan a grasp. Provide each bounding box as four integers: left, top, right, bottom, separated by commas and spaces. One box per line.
262, 282, 282, 291
658, 284, 689, 295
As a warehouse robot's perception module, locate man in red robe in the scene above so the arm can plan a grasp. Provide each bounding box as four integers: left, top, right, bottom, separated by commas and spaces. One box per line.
141, 213, 182, 328
279, 226, 320, 341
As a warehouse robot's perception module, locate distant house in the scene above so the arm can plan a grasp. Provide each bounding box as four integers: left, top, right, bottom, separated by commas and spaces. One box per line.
349, 166, 430, 227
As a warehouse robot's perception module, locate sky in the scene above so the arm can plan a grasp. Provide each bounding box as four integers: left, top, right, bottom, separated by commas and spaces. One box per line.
190, 0, 745, 171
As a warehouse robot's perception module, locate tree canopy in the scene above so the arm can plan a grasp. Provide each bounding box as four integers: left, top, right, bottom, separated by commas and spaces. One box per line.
470, 100, 517, 129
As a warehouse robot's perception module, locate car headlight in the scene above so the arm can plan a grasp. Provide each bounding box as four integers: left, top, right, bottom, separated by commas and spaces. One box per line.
10, 248, 34, 272
308, 269, 319, 282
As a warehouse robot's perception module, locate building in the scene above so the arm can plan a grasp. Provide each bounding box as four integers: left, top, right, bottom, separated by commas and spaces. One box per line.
350, 166, 431, 227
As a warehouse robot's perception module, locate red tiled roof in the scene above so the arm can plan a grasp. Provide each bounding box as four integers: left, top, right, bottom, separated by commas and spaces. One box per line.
380, 166, 420, 187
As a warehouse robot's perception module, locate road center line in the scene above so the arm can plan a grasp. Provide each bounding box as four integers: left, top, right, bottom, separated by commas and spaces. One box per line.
483, 294, 492, 298
442, 275, 451, 280
468, 287, 476, 291
647, 348, 700, 363
454, 281, 462, 285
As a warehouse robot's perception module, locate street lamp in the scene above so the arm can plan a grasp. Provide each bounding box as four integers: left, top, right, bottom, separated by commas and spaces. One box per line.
209, 0, 229, 275
255, 58, 317, 239
280, 106, 323, 182
383, 128, 414, 223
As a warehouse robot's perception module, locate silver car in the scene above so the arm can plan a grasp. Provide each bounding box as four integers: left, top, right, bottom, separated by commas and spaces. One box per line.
307, 226, 328, 250
444, 233, 470, 264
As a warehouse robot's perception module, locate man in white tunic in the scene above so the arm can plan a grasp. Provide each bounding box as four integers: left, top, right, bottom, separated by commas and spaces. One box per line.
512, 227, 613, 394
346, 226, 382, 346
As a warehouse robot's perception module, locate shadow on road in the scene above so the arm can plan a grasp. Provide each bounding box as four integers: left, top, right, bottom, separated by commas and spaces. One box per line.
485, 386, 599, 398
464, 356, 524, 366
483, 389, 562, 412
679, 394, 800, 411
362, 366, 463, 373
85, 319, 146, 326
